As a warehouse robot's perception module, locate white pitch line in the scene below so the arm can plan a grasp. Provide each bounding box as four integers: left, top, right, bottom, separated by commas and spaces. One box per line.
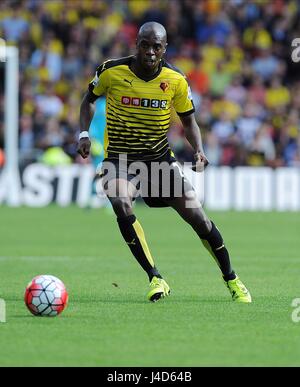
0, 256, 101, 260
0, 256, 71, 261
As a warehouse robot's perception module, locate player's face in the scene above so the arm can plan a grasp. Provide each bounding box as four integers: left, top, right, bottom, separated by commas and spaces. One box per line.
136, 36, 166, 72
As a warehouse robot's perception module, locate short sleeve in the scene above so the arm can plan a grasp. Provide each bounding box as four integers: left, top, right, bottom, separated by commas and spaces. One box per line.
88, 61, 111, 97
173, 76, 195, 116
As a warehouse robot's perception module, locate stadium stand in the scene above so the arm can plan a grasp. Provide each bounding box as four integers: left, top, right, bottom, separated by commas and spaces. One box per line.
0, 0, 299, 168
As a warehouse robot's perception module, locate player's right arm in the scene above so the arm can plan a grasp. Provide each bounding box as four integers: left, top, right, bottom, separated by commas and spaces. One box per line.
77, 92, 95, 158
77, 62, 110, 159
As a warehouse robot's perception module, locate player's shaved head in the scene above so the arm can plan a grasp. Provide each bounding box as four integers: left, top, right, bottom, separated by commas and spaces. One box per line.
137, 22, 167, 44
134, 21, 167, 75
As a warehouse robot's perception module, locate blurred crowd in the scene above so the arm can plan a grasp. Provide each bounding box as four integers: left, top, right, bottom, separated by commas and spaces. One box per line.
0, 0, 300, 168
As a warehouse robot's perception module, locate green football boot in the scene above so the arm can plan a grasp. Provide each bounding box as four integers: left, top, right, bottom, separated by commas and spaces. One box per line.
147, 276, 170, 302
225, 276, 252, 303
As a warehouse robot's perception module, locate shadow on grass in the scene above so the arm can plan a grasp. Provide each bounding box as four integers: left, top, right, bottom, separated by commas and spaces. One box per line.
74, 295, 232, 304
11, 314, 70, 319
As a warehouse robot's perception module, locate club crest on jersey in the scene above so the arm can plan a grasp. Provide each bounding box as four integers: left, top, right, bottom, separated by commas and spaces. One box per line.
160, 81, 169, 92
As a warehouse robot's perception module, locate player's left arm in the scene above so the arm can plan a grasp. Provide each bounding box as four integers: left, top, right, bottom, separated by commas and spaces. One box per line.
180, 113, 209, 172
173, 74, 209, 172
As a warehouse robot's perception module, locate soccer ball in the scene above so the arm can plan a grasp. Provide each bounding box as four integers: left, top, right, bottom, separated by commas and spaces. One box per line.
24, 275, 68, 317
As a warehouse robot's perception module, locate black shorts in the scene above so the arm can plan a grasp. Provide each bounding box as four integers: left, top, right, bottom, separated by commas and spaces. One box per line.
100, 151, 194, 207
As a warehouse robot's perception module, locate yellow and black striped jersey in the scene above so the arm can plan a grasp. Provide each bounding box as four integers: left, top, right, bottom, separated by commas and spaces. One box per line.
88, 55, 194, 161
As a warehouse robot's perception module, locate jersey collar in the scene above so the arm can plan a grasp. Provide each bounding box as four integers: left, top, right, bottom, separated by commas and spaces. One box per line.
129, 56, 163, 82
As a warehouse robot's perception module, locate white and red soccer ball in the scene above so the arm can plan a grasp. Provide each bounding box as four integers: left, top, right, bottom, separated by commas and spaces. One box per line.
24, 275, 68, 317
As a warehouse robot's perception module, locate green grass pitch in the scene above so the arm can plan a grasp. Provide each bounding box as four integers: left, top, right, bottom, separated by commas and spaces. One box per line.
0, 205, 299, 366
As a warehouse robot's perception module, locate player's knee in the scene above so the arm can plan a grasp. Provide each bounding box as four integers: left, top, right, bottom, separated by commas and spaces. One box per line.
110, 198, 133, 217
189, 212, 211, 235
199, 218, 212, 235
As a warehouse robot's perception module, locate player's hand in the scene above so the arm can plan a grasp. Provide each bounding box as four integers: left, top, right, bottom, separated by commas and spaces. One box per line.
191, 151, 209, 172
77, 137, 91, 159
